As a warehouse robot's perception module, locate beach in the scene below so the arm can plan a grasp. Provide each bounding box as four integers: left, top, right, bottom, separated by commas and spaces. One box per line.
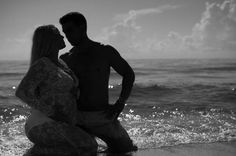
2, 138, 236, 156
131, 142, 236, 156
1, 59, 236, 155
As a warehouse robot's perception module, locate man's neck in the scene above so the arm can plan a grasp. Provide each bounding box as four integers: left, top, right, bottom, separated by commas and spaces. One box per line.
77, 38, 94, 53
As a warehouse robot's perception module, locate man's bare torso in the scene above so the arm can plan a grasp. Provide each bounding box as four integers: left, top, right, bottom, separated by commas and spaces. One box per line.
61, 42, 111, 111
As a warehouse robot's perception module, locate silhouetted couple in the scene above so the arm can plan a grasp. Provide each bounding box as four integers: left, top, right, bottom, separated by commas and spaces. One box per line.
16, 12, 137, 155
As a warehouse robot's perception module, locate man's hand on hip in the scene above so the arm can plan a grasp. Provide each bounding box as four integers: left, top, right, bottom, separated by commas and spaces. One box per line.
105, 98, 126, 119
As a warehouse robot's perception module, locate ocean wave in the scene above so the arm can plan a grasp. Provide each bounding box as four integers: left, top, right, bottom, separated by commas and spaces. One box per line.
0, 105, 29, 124
120, 108, 236, 149
184, 84, 219, 90
0, 115, 31, 156
110, 83, 180, 91
110, 82, 233, 96
1, 108, 236, 154
0, 73, 24, 78
111, 82, 234, 93
109, 83, 223, 98
201, 66, 236, 72
0, 95, 10, 100
0, 105, 236, 156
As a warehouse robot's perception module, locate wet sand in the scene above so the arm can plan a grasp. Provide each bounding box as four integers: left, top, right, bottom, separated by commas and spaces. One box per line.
129, 142, 236, 156
2, 140, 236, 156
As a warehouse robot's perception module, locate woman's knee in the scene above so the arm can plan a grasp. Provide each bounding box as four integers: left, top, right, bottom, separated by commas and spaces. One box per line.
86, 137, 98, 150
79, 138, 98, 154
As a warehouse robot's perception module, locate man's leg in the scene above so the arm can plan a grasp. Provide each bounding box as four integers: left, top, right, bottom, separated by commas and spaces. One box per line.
85, 119, 137, 153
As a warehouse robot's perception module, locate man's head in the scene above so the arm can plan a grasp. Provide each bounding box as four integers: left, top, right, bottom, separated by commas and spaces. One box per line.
59, 12, 87, 46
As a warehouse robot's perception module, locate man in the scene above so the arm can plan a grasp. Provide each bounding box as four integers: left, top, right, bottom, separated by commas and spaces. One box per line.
59, 12, 137, 153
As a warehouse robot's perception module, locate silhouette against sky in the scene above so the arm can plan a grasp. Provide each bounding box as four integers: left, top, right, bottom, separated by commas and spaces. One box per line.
1, 0, 236, 60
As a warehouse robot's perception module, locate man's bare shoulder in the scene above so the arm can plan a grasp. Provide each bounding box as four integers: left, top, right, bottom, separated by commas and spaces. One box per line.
94, 43, 121, 60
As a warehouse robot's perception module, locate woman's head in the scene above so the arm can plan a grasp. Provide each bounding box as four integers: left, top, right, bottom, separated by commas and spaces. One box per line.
30, 25, 65, 65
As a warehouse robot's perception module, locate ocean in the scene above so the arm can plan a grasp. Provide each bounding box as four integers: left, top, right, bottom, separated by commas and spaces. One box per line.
0, 58, 236, 155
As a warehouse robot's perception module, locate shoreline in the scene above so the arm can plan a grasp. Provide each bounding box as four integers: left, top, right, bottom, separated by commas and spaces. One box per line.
128, 141, 236, 156
1, 138, 236, 156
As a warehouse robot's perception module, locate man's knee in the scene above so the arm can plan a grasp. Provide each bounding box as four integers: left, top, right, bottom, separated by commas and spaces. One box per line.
79, 138, 98, 154
108, 139, 137, 153
86, 137, 98, 150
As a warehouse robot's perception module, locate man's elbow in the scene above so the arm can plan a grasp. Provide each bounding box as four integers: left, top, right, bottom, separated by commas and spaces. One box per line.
15, 87, 20, 97
15, 88, 23, 99
15, 85, 26, 100
130, 70, 135, 83
125, 68, 135, 84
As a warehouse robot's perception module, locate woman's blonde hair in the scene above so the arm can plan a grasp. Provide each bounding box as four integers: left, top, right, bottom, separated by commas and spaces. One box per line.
30, 25, 59, 65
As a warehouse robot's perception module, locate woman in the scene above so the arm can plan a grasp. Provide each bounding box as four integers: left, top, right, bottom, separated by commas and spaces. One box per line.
15, 25, 97, 155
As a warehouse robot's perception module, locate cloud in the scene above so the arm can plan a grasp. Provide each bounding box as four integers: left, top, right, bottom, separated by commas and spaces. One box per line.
1, 24, 71, 60
184, 0, 236, 53
6, 29, 33, 44
131, 31, 183, 53
95, 5, 180, 57
113, 5, 180, 31
95, 0, 236, 58
140, 0, 236, 58
5, 24, 43, 45
0, 28, 33, 60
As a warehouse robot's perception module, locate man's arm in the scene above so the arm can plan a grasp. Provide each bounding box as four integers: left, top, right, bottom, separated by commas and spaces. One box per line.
107, 46, 135, 114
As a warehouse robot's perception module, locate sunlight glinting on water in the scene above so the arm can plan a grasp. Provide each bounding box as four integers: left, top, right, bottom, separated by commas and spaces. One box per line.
120, 109, 236, 149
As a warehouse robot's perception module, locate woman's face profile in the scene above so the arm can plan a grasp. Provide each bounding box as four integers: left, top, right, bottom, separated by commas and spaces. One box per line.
53, 29, 66, 50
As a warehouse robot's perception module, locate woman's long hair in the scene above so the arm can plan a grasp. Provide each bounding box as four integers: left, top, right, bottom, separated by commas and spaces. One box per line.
30, 25, 58, 65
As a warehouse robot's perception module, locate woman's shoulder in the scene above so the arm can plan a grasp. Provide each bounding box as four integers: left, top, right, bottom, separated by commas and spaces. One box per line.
58, 58, 68, 68
29, 57, 53, 72
58, 58, 74, 75
31, 57, 50, 65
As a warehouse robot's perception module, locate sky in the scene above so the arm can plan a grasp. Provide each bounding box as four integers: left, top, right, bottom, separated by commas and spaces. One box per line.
0, 0, 236, 60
